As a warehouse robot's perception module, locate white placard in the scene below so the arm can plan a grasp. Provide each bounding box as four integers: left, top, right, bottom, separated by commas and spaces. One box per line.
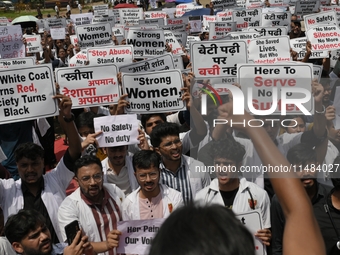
333, 87, 340, 129
112, 26, 124, 36
203, 15, 217, 32
209, 22, 237, 40
117, 219, 164, 255
50, 28, 66, 40
173, 32, 187, 47
216, 11, 234, 22
71, 13, 93, 25
144, 11, 167, 23
248, 36, 291, 64
25, 35, 42, 53
0, 57, 35, 69
56, 65, 120, 108
69, 50, 88, 67
126, 28, 165, 57
162, 24, 187, 32
93, 4, 109, 16
295, 0, 320, 16
313, 65, 323, 82
94, 115, 139, 147
87, 45, 134, 66
139, 18, 164, 26
92, 15, 115, 27
173, 55, 185, 70
228, 31, 261, 45
320, 6, 340, 27
191, 40, 248, 78
303, 11, 337, 31
121, 69, 185, 114
119, 53, 175, 73
175, 3, 196, 17
0, 64, 58, 124
163, 31, 184, 55
212, 0, 237, 9
237, 63, 314, 115
246, 0, 264, 9
0, 25, 25, 59
246, 26, 288, 37
306, 25, 340, 52
233, 9, 262, 30
167, 17, 189, 26
119, 8, 144, 25
330, 50, 340, 68
260, 12, 291, 31
76, 23, 113, 49
290, 37, 328, 60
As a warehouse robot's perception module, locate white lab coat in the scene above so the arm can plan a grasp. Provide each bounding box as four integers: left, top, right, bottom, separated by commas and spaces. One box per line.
195, 178, 271, 229
0, 158, 74, 243
122, 184, 183, 220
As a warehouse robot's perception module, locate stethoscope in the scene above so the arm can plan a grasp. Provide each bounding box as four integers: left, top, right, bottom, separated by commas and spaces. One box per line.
205, 187, 256, 210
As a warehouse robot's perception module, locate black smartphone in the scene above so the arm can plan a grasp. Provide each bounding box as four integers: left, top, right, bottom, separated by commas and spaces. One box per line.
65, 220, 80, 245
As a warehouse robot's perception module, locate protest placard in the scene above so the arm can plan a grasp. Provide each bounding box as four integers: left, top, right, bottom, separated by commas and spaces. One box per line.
191, 40, 248, 78
0, 25, 25, 59
94, 114, 139, 147
163, 8, 176, 19
175, 3, 196, 17
70, 13, 93, 26
69, 50, 88, 67
87, 45, 133, 66
330, 50, 340, 68
173, 55, 185, 70
163, 31, 184, 55
167, 17, 188, 26
92, 15, 115, 27
44, 18, 67, 31
0, 64, 58, 124
246, 26, 288, 37
212, 0, 236, 9
203, 15, 217, 31
320, 6, 340, 26
209, 22, 237, 40
56, 65, 119, 108
0, 57, 35, 69
117, 219, 164, 254
295, 0, 320, 16
248, 36, 291, 64
260, 12, 291, 31
216, 11, 234, 22
189, 18, 202, 33
268, 0, 285, 7
124, 25, 159, 39
237, 63, 313, 115
119, 8, 144, 25
246, 0, 264, 9
119, 53, 175, 73
121, 69, 185, 114
162, 23, 187, 32
290, 37, 328, 60
313, 65, 323, 82
76, 23, 113, 49
303, 11, 337, 31
144, 11, 167, 23
235, 211, 265, 255
126, 28, 165, 57
25, 35, 42, 53
306, 25, 340, 52
233, 9, 262, 29
172, 32, 187, 47
227, 31, 261, 45
112, 26, 124, 36
139, 18, 164, 26
93, 4, 109, 16
50, 28, 66, 40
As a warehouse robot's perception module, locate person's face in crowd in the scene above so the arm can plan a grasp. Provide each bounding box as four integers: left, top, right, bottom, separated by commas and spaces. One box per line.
135, 165, 160, 194
78, 126, 94, 138
17, 156, 44, 184
65, 35, 71, 45
75, 163, 103, 201
214, 157, 239, 186
58, 49, 66, 58
145, 116, 165, 135
56, 40, 64, 49
105, 146, 128, 167
12, 223, 52, 255
294, 161, 318, 189
155, 135, 182, 162
328, 124, 340, 146
323, 84, 331, 104
259, 118, 280, 141
291, 23, 301, 35
286, 117, 306, 134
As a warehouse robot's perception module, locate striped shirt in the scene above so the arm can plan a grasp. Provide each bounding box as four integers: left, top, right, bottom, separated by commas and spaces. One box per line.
160, 157, 193, 203
81, 189, 122, 255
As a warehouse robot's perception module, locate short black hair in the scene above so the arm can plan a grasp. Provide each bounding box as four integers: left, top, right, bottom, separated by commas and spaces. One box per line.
15, 142, 44, 162
5, 209, 46, 244
140, 113, 166, 131
132, 150, 161, 172
149, 204, 255, 255
150, 122, 180, 148
75, 111, 96, 131
74, 155, 102, 177
286, 143, 316, 166
210, 136, 246, 164
331, 156, 340, 188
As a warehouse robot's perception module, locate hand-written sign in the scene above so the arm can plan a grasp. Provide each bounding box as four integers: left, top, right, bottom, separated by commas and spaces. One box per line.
25, 35, 42, 53
87, 45, 133, 66
0, 64, 58, 124
237, 63, 313, 115
94, 114, 139, 147
117, 219, 165, 254
121, 69, 185, 114
56, 65, 120, 108
76, 23, 113, 49
50, 27, 66, 40
0, 25, 25, 59
306, 25, 340, 52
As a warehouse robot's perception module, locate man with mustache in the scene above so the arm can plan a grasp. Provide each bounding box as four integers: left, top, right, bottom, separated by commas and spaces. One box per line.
58, 155, 125, 255
271, 142, 332, 255
195, 137, 271, 246
5, 209, 92, 255
122, 150, 183, 220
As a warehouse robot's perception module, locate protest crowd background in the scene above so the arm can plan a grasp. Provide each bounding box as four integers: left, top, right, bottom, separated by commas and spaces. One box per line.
0, 0, 340, 254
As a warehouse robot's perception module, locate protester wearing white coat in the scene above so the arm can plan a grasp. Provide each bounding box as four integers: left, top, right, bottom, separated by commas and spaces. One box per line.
122, 184, 183, 220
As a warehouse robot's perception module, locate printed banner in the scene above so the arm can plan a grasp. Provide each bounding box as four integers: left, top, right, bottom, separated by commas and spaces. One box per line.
306, 25, 340, 52
87, 45, 133, 66
76, 23, 113, 48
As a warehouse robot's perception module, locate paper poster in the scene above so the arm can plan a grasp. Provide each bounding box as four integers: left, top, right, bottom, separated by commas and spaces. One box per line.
76, 23, 113, 48
50, 28, 66, 40
209, 22, 237, 40
232, 9, 262, 29
25, 35, 42, 53
119, 8, 144, 25
0, 25, 25, 59
306, 25, 340, 52
87, 45, 133, 66
0, 57, 35, 69
70, 13, 93, 25
303, 11, 337, 31
163, 31, 184, 55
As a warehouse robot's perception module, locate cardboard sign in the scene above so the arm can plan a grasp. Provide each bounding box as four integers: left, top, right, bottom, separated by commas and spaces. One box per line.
69, 50, 88, 67
209, 22, 237, 40
237, 63, 313, 115
235, 211, 265, 255
25, 35, 42, 53
119, 53, 175, 73
303, 11, 337, 31
94, 114, 139, 147
0, 25, 25, 59
121, 69, 185, 114
0, 64, 58, 124
233, 9, 262, 29
306, 25, 340, 52
246, 26, 288, 37
71, 13, 93, 26
117, 219, 164, 254
295, 0, 320, 16
163, 31, 184, 55
0, 57, 35, 69
87, 45, 133, 66
191, 40, 248, 78
56, 65, 120, 108
50, 28, 66, 40
76, 23, 113, 49
248, 36, 291, 64
212, 0, 236, 9
119, 8, 144, 25
126, 28, 165, 57
290, 37, 328, 60
260, 12, 291, 31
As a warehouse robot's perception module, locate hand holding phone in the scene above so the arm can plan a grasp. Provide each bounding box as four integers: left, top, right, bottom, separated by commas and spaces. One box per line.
65, 220, 80, 245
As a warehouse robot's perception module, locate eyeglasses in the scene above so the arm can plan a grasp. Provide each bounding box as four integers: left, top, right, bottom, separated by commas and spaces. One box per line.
161, 139, 182, 148
78, 173, 103, 184
137, 172, 158, 181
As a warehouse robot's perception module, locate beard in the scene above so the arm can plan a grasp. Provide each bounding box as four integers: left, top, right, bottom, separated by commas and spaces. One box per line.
22, 241, 52, 255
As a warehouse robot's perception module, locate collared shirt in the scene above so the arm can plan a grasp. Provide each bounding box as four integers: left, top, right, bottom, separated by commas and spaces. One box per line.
80, 189, 122, 255
160, 157, 193, 203
106, 163, 131, 196
22, 177, 59, 244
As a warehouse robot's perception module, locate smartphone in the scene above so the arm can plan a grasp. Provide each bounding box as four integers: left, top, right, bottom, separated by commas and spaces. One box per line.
65, 220, 80, 245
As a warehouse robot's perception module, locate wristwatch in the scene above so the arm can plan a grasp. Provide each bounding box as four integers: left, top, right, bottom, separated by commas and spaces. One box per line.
63, 113, 75, 123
